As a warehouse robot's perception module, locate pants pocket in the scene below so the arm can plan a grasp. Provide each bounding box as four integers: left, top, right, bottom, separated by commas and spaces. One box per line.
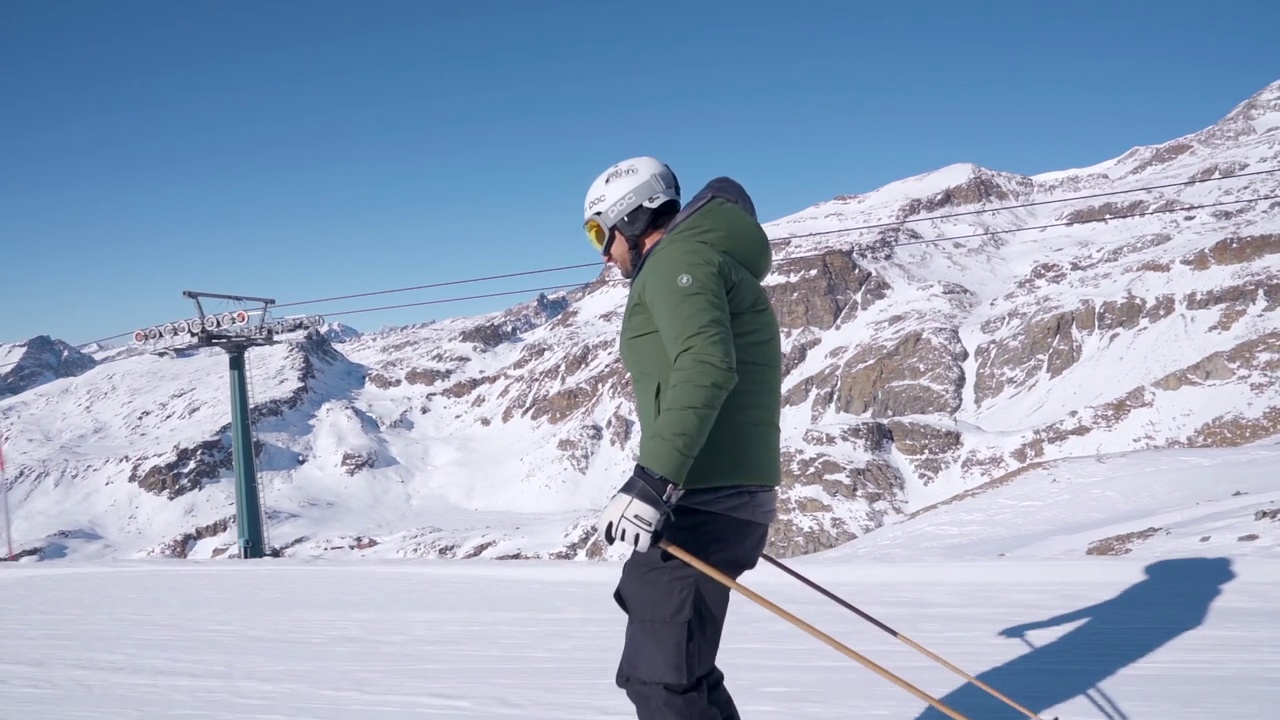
615, 550, 699, 687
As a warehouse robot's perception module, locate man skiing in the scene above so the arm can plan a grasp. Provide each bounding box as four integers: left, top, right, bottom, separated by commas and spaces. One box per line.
582, 156, 782, 719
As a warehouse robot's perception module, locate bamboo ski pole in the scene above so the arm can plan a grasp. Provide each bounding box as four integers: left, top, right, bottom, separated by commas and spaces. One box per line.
658, 540, 971, 720
761, 552, 1051, 720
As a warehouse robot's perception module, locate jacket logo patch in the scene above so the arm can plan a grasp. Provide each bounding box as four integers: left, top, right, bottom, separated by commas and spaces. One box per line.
677, 273, 692, 287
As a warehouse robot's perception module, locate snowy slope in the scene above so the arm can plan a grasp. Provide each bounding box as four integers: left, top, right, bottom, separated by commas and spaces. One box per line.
0, 336, 341, 559
4, 557, 1273, 719
6, 440, 1277, 719
822, 438, 1280, 561
2, 79, 1279, 563
0, 344, 21, 370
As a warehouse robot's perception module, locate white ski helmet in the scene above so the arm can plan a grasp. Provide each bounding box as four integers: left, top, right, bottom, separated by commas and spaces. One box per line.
582, 156, 680, 254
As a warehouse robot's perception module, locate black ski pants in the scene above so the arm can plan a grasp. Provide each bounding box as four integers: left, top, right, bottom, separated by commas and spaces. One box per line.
612, 505, 771, 720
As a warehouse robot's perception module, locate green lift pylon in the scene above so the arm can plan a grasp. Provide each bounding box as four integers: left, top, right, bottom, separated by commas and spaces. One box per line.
183, 290, 280, 560
226, 340, 268, 559
127, 291, 324, 560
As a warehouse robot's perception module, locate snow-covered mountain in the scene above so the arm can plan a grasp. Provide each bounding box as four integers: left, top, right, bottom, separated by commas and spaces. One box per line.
319, 322, 362, 344
0, 336, 97, 400
2, 78, 1278, 563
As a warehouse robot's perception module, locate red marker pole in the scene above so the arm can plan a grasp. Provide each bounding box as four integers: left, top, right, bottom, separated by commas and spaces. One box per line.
0, 444, 11, 561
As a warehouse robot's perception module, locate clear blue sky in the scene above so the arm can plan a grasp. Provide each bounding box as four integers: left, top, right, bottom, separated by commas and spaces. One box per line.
2, 0, 1276, 346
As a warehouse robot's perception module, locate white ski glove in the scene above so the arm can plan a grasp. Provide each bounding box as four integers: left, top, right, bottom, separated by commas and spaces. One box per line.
600, 464, 684, 553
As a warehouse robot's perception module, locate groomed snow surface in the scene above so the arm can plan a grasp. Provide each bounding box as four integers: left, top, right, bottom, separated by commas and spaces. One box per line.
4, 441, 1279, 719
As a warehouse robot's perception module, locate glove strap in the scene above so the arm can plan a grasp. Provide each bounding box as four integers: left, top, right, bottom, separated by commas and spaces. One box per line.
635, 464, 684, 506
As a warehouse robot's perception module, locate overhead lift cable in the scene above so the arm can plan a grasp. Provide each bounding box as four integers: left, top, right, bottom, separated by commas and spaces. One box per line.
4, 167, 1277, 369
264, 166, 1280, 312
268, 190, 1280, 324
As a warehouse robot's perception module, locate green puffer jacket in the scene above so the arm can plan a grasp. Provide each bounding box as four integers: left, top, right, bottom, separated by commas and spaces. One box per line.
620, 177, 782, 489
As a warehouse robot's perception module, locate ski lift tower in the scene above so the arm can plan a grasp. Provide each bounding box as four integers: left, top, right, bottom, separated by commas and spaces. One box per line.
130, 290, 325, 559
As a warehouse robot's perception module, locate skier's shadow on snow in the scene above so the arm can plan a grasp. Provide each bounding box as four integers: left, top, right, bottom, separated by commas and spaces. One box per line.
911, 556, 1235, 720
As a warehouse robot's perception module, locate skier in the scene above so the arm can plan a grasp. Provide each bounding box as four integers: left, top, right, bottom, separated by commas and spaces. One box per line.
582, 156, 783, 719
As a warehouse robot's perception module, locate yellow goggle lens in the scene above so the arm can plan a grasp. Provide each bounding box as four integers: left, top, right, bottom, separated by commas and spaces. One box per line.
585, 217, 609, 252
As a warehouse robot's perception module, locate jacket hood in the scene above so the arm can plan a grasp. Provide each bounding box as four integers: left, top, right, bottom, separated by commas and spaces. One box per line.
651, 176, 772, 281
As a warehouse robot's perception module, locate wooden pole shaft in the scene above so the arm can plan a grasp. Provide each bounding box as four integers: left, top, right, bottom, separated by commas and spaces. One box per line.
761, 553, 1047, 720
659, 540, 970, 720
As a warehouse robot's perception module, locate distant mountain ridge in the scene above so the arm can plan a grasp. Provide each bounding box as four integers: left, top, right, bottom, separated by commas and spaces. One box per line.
0, 336, 97, 400
2, 78, 1278, 563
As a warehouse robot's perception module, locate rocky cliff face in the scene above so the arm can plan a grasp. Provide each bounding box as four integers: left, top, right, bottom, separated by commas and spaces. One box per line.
3, 79, 1279, 562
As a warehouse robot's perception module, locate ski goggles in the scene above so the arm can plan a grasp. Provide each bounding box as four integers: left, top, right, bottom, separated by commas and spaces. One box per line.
584, 215, 614, 255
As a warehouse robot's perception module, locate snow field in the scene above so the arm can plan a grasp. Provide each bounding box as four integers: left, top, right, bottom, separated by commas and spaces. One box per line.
0, 554, 1275, 719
